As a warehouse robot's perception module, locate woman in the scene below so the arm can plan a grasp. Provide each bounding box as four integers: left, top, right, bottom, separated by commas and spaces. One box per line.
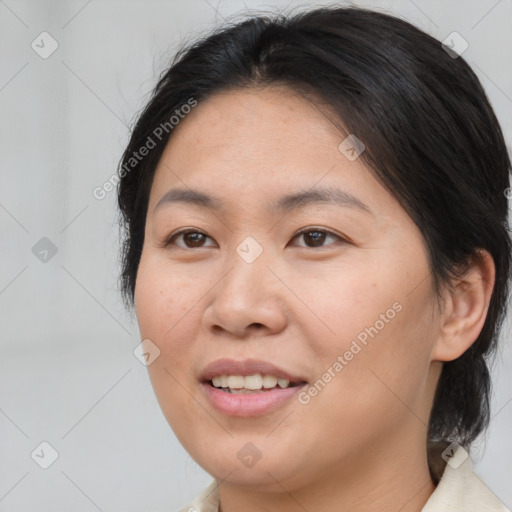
116, 5, 511, 511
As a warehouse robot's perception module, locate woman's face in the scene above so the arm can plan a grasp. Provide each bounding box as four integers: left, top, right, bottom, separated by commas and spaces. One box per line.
134, 86, 443, 492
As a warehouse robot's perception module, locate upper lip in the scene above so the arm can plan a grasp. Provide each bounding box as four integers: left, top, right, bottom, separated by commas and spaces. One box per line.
200, 358, 308, 384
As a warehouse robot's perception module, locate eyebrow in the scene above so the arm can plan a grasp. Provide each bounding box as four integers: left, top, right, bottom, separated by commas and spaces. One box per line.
153, 186, 373, 215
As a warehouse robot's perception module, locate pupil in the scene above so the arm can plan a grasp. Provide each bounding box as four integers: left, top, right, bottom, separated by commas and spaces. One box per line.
186, 233, 204, 247
305, 231, 325, 247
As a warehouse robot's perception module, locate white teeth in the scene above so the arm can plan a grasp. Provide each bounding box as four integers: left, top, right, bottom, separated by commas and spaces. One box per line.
262, 375, 278, 388
210, 374, 292, 390
244, 374, 262, 390
227, 375, 244, 389
277, 378, 290, 388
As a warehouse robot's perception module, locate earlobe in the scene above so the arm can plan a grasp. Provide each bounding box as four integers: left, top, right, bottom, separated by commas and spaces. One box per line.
431, 249, 495, 362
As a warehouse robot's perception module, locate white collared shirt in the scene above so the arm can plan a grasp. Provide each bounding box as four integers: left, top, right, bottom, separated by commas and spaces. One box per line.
180, 445, 510, 511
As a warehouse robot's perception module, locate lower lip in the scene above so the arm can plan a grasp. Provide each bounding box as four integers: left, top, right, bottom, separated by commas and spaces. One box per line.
201, 382, 307, 417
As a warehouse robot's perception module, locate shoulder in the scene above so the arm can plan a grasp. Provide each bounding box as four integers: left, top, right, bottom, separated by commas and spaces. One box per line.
422, 444, 510, 511
178, 479, 220, 512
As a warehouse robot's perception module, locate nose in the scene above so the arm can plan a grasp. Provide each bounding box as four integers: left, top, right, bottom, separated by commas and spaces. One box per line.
201, 244, 288, 339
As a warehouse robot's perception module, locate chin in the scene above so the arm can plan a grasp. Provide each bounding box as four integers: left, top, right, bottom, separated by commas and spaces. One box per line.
193, 442, 307, 490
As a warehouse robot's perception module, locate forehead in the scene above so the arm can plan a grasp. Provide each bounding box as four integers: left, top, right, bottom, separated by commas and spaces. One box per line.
166, 86, 343, 158
146, 86, 404, 226
151, 87, 364, 186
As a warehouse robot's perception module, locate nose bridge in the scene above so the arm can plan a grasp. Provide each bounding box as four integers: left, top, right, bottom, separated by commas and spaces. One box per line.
223, 234, 278, 297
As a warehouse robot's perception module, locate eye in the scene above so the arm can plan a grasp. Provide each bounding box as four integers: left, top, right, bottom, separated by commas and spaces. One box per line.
290, 227, 347, 248
164, 229, 216, 249
162, 227, 348, 250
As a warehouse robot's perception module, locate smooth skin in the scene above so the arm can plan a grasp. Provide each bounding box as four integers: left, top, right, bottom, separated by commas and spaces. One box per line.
134, 86, 495, 512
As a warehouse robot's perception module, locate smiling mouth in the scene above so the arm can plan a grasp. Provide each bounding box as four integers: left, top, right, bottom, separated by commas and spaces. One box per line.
201, 374, 308, 416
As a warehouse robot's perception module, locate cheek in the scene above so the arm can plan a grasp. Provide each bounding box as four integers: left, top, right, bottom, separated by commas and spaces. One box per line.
293, 262, 399, 354
134, 255, 201, 360
298, 260, 434, 406
134, 257, 205, 433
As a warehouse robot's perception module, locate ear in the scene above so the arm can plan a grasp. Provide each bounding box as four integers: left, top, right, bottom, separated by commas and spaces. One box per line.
431, 249, 495, 362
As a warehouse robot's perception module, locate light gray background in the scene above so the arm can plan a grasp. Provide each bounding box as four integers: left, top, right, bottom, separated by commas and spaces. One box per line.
0, 0, 511, 510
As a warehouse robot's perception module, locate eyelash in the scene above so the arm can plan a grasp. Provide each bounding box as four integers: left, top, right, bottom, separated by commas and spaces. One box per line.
163, 227, 348, 250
